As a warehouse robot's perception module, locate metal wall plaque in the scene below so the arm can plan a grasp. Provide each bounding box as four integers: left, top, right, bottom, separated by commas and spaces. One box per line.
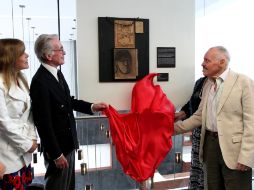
157, 47, 175, 68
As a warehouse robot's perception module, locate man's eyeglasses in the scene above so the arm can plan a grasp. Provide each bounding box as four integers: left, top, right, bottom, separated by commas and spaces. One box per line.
52, 48, 65, 53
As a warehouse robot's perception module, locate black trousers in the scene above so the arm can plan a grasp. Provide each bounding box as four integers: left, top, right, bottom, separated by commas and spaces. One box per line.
203, 133, 252, 190
45, 150, 75, 190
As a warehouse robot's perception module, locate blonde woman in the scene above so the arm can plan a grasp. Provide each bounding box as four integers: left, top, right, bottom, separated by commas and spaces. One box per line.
0, 38, 37, 190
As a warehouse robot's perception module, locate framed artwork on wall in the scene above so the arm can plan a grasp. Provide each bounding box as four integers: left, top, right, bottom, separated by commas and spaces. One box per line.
114, 20, 135, 48
114, 48, 138, 79
98, 17, 149, 82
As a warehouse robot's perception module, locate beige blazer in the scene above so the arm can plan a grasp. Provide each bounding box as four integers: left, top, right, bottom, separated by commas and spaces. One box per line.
0, 73, 37, 174
175, 69, 254, 169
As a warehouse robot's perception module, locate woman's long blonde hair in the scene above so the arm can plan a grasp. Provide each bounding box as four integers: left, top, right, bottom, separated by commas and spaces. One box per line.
0, 38, 28, 90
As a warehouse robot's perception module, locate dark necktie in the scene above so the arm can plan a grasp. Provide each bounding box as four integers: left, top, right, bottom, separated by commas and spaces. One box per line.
57, 70, 65, 90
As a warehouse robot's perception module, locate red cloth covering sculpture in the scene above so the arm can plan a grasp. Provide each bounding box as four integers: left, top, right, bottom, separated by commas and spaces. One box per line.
104, 73, 175, 182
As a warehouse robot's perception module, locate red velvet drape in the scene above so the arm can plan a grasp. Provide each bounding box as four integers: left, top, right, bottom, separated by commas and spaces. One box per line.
104, 73, 175, 182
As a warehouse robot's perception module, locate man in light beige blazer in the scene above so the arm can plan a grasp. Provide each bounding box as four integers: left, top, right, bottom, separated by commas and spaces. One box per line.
175, 46, 254, 190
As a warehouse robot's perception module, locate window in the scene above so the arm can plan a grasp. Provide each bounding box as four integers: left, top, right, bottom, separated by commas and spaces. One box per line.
195, 0, 254, 80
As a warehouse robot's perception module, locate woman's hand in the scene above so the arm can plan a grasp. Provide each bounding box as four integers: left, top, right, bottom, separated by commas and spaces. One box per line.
174, 111, 187, 122
0, 161, 5, 179
28, 140, 38, 153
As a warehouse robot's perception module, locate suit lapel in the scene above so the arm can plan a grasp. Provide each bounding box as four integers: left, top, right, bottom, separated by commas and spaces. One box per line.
38, 66, 69, 101
201, 80, 212, 130
217, 70, 238, 114
8, 74, 29, 103
8, 76, 31, 120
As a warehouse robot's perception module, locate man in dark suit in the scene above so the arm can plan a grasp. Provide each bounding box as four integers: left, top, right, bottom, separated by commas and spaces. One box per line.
30, 34, 107, 190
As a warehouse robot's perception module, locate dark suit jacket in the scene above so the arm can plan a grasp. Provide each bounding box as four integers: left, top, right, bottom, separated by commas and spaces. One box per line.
181, 77, 207, 116
30, 65, 93, 177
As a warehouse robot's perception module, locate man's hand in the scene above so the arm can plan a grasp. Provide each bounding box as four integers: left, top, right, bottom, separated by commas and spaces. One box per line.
92, 102, 108, 112
236, 163, 251, 172
54, 155, 69, 169
28, 140, 38, 153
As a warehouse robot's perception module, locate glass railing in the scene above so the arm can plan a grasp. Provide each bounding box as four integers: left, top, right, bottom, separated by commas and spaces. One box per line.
31, 115, 191, 190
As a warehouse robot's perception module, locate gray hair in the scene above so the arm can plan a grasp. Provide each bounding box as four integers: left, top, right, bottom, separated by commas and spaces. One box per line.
211, 46, 231, 63
34, 34, 59, 63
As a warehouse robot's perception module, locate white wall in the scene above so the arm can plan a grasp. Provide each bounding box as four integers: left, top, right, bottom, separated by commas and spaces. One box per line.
76, 0, 195, 110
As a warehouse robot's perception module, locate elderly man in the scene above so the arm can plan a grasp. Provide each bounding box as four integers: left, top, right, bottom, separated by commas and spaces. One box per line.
175, 46, 254, 190
30, 34, 107, 190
